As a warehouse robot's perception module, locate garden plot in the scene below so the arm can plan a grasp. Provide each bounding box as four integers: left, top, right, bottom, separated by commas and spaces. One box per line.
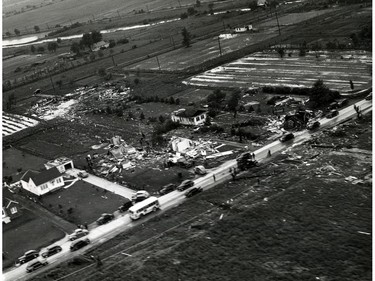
184, 50, 372, 92
2, 112, 39, 136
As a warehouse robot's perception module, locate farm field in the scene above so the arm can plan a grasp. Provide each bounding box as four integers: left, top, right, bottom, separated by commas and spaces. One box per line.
184, 49, 372, 91
2, 112, 40, 136
127, 9, 338, 71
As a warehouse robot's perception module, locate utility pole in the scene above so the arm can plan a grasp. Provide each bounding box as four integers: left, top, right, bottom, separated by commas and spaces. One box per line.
111, 55, 116, 66
217, 36, 222, 56
170, 35, 176, 49
275, 9, 281, 35
48, 69, 56, 93
156, 56, 161, 70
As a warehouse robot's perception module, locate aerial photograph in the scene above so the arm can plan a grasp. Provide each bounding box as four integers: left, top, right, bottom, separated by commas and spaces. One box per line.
2, 0, 372, 280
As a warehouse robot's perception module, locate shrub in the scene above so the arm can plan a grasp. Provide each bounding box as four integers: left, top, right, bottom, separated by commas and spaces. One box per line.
117, 38, 129, 44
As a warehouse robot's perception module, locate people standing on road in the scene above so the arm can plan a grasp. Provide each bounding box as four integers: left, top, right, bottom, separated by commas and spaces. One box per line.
252, 153, 255, 160
267, 150, 271, 157
213, 174, 216, 182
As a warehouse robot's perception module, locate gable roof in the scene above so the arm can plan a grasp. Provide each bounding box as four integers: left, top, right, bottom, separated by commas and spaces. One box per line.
2, 187, 19, 209
21, 167, 61, 186
174, 109, 207, 118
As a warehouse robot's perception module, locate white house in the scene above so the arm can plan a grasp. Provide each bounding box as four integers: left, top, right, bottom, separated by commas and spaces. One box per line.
92, 41, 110, 52
20, 167, 64, 196
44, 157, 74, 173
171, 109, 207, 126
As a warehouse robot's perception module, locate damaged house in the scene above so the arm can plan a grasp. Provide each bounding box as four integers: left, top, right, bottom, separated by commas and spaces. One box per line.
171, 109, 207, 126
283, 110, 311, 130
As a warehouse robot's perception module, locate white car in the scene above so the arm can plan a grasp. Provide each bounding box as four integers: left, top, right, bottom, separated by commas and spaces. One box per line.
77, 171, 89, 178
131, 190, 150, 202
68, 229, 89, 241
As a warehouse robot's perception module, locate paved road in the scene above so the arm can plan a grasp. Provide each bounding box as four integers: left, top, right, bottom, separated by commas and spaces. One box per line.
65, 168, 135, 199
4, 99, 372, 281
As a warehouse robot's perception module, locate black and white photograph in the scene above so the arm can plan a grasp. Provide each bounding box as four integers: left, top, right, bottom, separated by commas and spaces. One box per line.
2, 0, 372, 280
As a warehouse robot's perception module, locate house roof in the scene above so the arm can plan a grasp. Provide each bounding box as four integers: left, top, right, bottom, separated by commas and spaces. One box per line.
2, 187, 19, 209
174, 109, 207, 118
21, 167, 61, 186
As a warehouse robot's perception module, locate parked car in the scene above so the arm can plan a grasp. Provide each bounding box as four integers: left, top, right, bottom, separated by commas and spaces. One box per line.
307, 121, 320, 131
365, 93, 372, 100
159, 183, 176, 195
337, 98, 348, 107
185, 187, 203, 198
118, 200, 133, 212
26, 259, 48, 273
41, 245, 62, 258
328, 101, 339, 110
96, 213, 114, 225
16, 250, 39, 266
194, 166, 207, 175
70, 238, 90, 251
77, 171, 89, 178
68, 229, 89, 241
177, 180, 194, 191
279, 133, 294, 142
131, 190, 150, 203
326, 109, 339, 118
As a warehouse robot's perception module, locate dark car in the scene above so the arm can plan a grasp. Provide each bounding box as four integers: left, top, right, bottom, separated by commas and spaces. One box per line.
118, 200, 133, 212
26, 259, 48, 273
307, 121, 320, 131
16, 250, 39, 266
159, 183, 176, 195
328, 101, 339, 110
70, 238, 90, 251
365, 93, 372, 100
177, 180, 194, 191
185, 187, 203, 198
96, 213, 114, 225
279, 133, 294, 142
326, 109, 339, 118
41, 245, 62, 258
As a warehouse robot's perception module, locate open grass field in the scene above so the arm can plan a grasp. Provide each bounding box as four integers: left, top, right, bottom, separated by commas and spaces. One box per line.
184, 49, 372, 91
3, 208, 65, 269
39, 180, 125, 225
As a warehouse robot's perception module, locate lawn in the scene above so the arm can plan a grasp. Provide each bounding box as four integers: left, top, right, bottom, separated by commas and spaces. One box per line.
3, 148, 47, 179
39, 180, 126, 225
3, 208, 65, 270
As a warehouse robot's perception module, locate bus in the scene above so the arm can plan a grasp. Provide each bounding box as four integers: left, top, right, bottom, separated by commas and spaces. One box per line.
128, 196, 160, 220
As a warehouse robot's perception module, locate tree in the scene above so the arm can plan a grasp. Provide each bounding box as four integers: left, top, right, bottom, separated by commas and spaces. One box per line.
37, 46, 45, 53
204, 116, 211, 126
208, 3, 214, 14
277, 47, 285, 58
180, 12, 188, 19
57, 38, 62, 44
34, 25, 40, 32
181, 27, 191, 48
109, 39, 116, 48
227, 91, 241, 111
207, 89, 226, 108
91, 30, 102, 44
89, 53, 96, 61
140, 112, 145, 120
175, 98, 180, 105
70, 42, 81, 55
195, 0, 201, 7
187, 7, 197, 16
56, 80, 63, 88
47, 42, 58, 52
309, 79, 340, 108
249, 1, 258, 9
14, 28, 20, 36
299, 47, 306, 57
158, 115, 165, 123
81, 33, 94, 50
30, 45, 36, 53
5, 31, 11, 36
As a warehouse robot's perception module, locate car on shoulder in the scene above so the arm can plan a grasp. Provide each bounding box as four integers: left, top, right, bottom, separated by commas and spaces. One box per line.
185, 187, 203, 198
26, 258, 48, 273
326, 109, 339, 118
68, 229, 89, 241
365, 93, 372, 100
16, 250, 39, 266
279, 133, 294, 142
177, 180, 194, 191
70, 238, 90, 251
41, 245, 62, 258
194, 165, 207, 175
118, 199, 133, 213
328, 101, 339, 110
131, 190, 150, 203
307, 121, 320, 131
159, 183, 176, 195
77, 171, 89, 178
96, 213, 114, 225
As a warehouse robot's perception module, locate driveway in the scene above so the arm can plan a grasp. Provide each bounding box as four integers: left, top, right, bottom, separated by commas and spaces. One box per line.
65, 168, 135, 199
